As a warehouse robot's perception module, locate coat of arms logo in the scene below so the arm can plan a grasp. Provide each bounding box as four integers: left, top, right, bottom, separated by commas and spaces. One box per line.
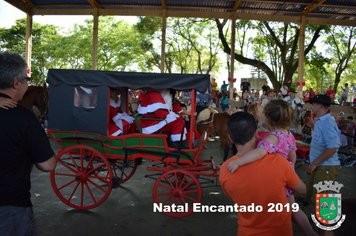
311, 181, 346, 230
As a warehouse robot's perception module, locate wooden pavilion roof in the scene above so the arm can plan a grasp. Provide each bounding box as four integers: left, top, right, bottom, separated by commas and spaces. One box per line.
5, 0, 356, 26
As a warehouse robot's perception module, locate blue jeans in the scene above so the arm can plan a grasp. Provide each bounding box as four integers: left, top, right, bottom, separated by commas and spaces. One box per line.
221, 104, 229, 112
0, 206, 37, 236
340, 96, 347, 106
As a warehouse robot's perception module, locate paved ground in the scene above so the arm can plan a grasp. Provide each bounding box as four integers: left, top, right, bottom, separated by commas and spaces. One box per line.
30, 137, 356, 236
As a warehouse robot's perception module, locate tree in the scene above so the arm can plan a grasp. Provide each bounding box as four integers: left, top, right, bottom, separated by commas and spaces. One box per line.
134, 17, 222, 74
0, 17, 143, 83
304, 51, 331, 93
324, 26, 356, 95
215, 19, 325, 90
0, 18, 63, 84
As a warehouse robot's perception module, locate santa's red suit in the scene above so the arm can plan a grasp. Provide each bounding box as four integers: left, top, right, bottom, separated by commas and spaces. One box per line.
109, 99, 137, 136
138, 90, 186, 142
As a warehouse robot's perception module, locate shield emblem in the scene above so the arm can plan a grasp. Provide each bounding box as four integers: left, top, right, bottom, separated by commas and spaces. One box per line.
315, 193, 342, 225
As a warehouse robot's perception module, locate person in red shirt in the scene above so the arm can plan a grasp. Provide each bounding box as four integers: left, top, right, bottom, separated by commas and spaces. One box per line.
308, 88, 315, 99
326, 86, 335, 100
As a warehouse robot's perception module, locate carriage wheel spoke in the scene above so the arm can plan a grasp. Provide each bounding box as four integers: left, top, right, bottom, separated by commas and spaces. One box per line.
67, 152, 80, 172
54, 172, 76, 178
164, 176, 175, 189
157, 183, 173, 191
80, 149, 84, 172
181, 197, 187, 204
111, 163, 118, 177
161, 195, 174, 204
80, 181, 84, 206
157, 192, 172, 197
182, 194, 199, 202
86, 163, 106, 176
178, 174, 187, 189
182, 189, 199, 194
83, 152, 95, 173
174, 173, 178, 188
58, 159, 78, 175
84, 181, 97, 204
87, 178, 109, 193
181, 180, 195, 191
88, 175, 111, 184
58, 179, 76, 191
67, 181, 80, 202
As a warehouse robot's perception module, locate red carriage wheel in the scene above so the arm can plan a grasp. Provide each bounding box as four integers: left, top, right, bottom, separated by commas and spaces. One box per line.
109, 159, 138, 184
50, 145, 113, 210
153, 169, 202, 217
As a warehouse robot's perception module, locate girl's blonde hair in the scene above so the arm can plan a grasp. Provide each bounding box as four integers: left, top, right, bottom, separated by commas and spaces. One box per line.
264, 99, 294, 129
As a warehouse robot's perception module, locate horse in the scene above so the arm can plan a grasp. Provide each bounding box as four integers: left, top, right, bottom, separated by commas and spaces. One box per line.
196, 112, 236, 162
290, 102, 304, 134
19, 84, 49, 116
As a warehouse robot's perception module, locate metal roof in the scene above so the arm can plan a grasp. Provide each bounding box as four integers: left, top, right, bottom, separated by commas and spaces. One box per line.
5, 0, 356, 26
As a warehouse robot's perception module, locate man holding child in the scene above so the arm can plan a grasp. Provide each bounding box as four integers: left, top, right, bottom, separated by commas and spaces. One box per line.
220, 112, 306, 235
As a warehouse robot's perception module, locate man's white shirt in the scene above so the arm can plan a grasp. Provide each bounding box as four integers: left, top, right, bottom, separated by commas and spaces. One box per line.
283, 96, 302, 109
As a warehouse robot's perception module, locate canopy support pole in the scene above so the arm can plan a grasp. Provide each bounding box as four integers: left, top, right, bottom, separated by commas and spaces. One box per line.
297, 16, 306, 99
230, 14, 236, 100
92, 9, 99, 70
25, 14, 32, 76
160, 10, 167, 73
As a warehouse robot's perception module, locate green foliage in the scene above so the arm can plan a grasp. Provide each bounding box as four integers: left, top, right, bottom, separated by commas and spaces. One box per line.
0, 18, 64, 83
304, 50, 332, 92
323, 25, 356, 95
134, 17, 222, 74
0, 17, 145, 83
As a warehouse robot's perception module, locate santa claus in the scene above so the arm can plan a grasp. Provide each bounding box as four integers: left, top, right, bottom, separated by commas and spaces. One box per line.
137, 89, 186, 144
108, 88, 137, 136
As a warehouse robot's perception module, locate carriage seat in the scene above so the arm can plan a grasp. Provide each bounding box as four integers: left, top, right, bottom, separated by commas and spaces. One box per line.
134, 114, 167, 135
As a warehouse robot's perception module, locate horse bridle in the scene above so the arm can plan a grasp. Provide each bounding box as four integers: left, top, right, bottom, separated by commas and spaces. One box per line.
42, 86, 49, 116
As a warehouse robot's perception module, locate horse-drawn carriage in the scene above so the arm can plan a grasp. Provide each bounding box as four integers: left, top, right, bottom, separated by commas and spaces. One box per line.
46, 69, 219, 217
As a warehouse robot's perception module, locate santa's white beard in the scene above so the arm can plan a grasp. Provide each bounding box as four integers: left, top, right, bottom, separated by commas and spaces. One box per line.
160, 90, 173, 110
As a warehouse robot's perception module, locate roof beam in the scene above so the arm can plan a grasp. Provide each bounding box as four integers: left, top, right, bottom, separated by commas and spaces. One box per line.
4, 0, 32, 15
31, 8, 356, 26
161, 0, 166, 9
87, 0, 100, 9
232, 0, 242, 12
22, 0, 36, 9
300, 0, 326, 16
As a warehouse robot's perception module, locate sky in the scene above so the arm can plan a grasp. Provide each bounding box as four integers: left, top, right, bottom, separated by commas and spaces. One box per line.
0, 0, 248, 89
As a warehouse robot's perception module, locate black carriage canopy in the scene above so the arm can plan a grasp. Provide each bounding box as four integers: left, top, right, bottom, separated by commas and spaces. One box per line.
46, 69, 211, 135
47, 69, 211, 93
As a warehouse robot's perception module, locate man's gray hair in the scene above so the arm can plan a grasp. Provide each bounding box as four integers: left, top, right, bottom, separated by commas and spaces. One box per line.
0, 52, 28, 90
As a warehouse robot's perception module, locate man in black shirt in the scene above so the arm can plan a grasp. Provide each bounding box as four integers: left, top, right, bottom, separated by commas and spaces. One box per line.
240, 79, 250, 93
0, 52, 56, 235
261, 81, 270, 93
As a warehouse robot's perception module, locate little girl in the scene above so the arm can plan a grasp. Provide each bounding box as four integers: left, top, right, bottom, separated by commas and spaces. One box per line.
228, 99, 317, 236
